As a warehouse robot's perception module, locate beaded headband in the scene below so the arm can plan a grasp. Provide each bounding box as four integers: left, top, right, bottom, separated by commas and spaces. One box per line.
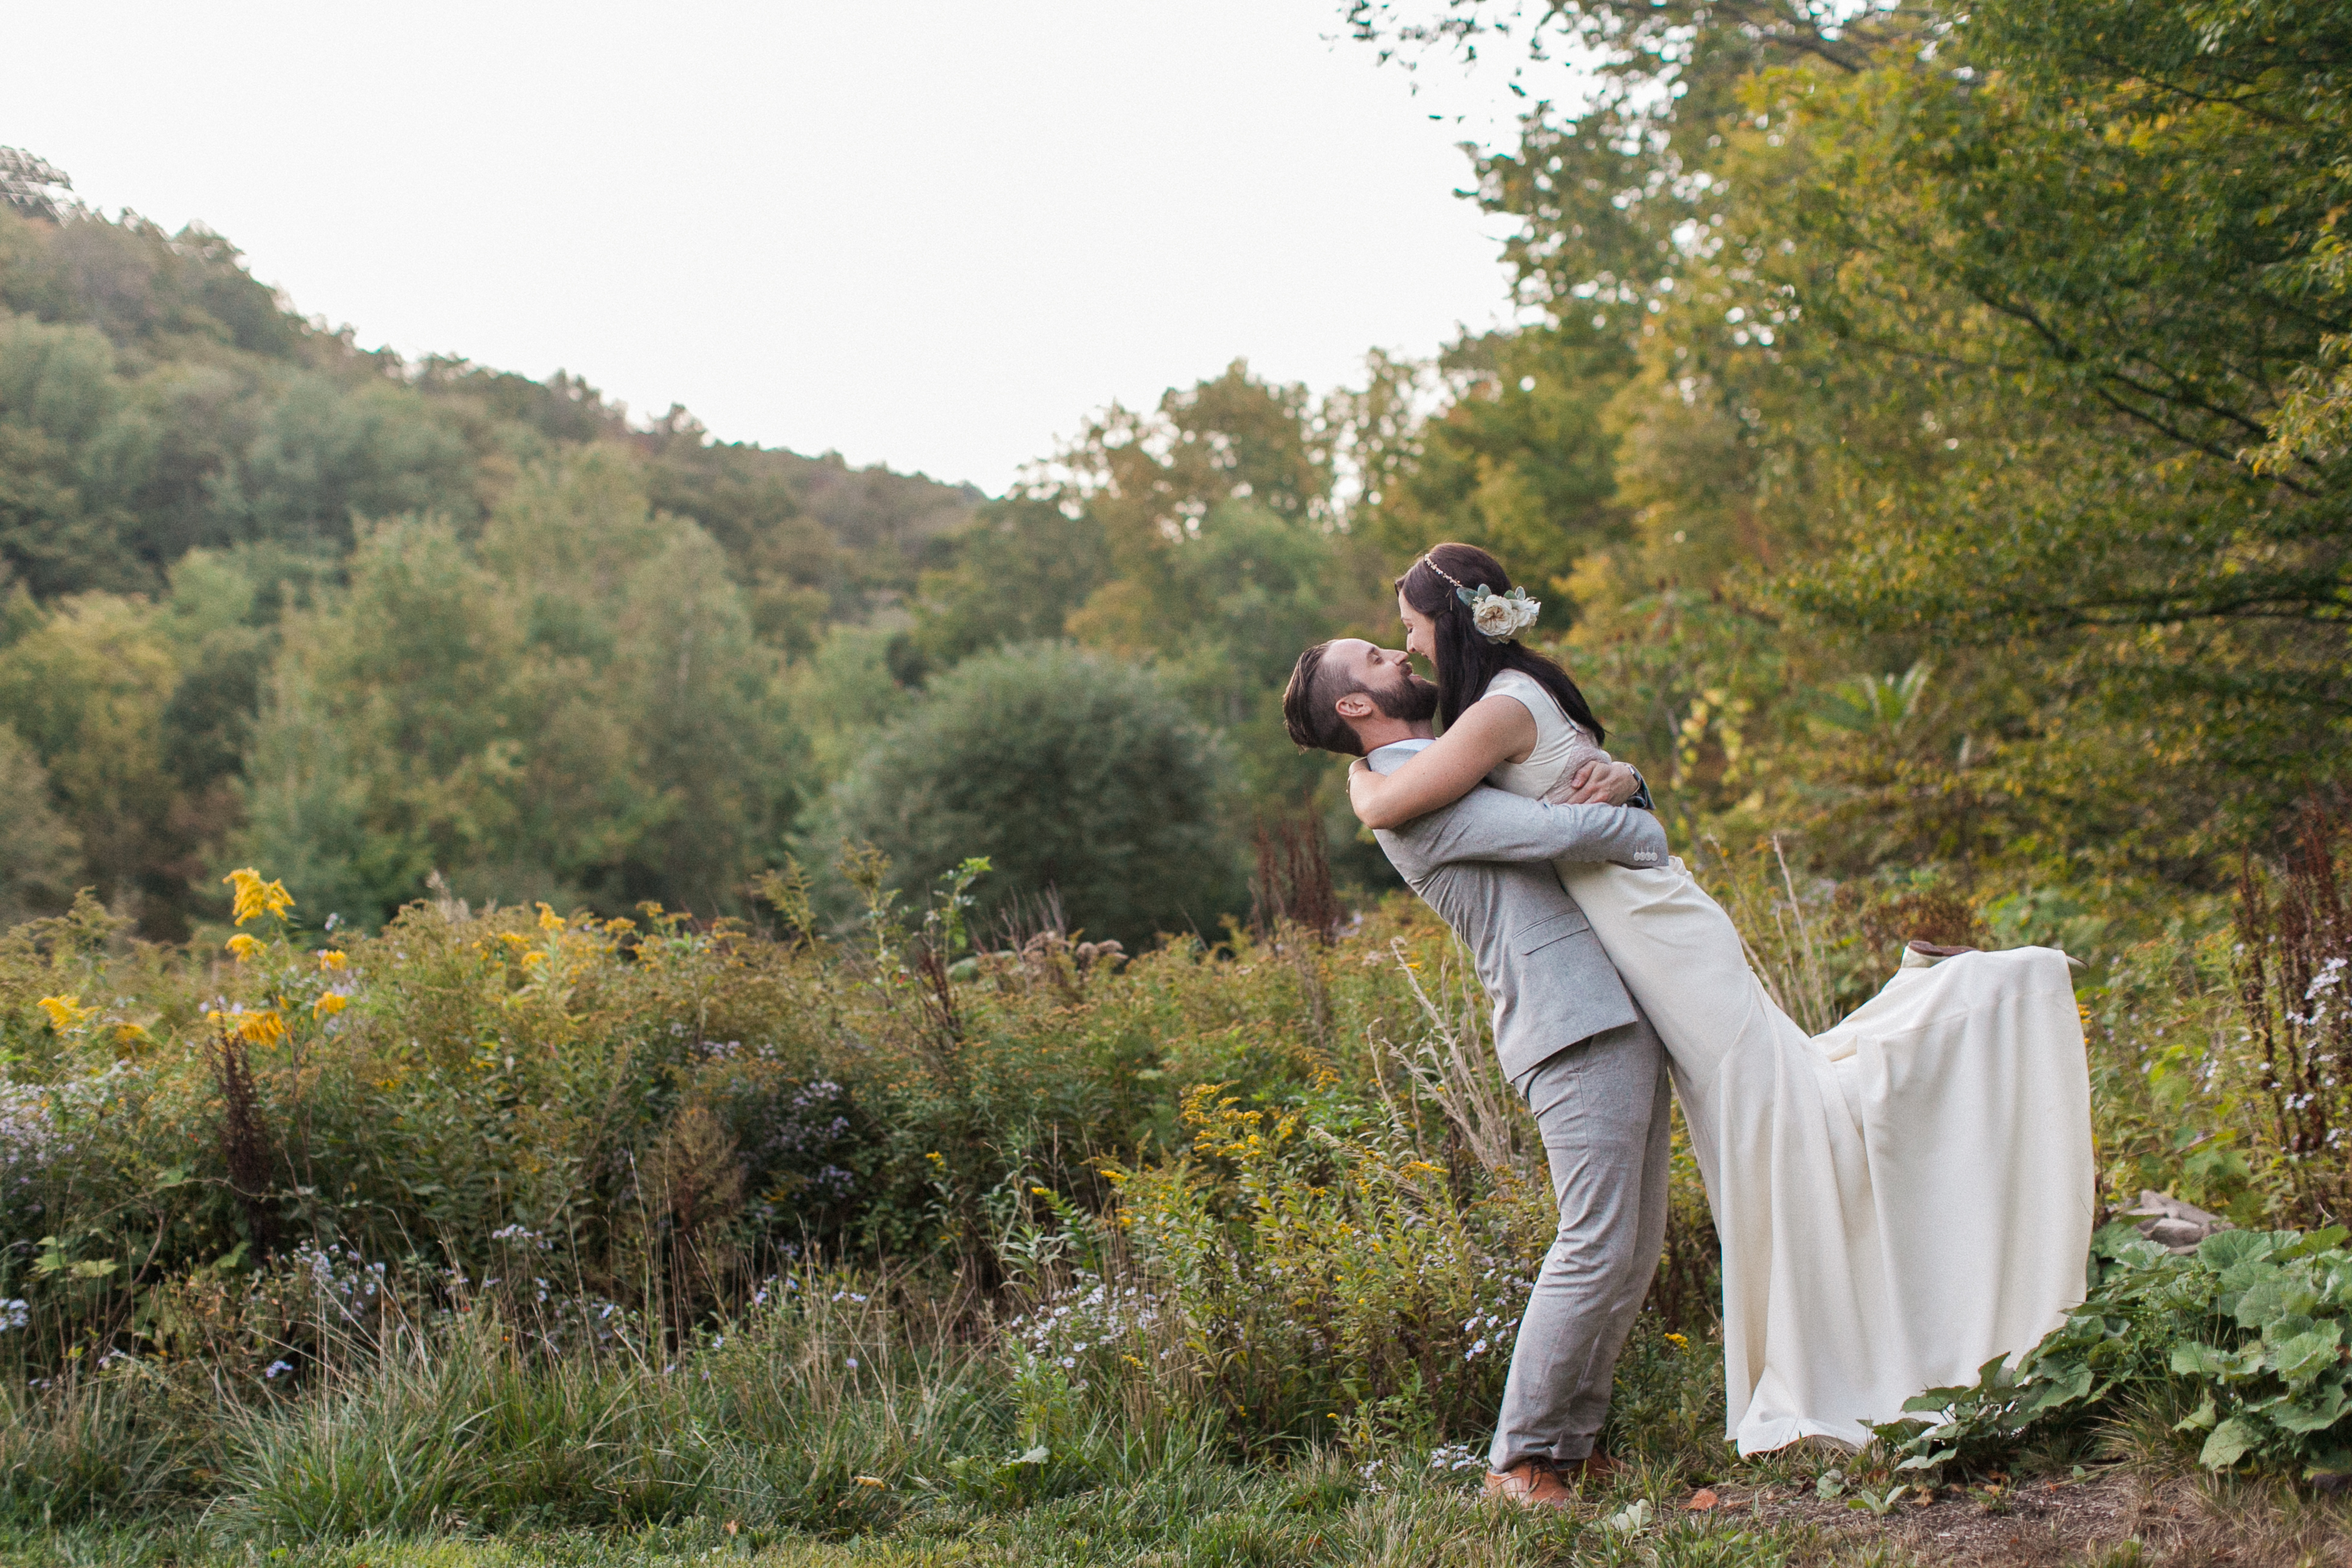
1418, 554, 1470, 593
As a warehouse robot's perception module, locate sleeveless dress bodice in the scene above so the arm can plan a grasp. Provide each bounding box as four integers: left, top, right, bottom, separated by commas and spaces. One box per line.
1480, 669, 1614, 800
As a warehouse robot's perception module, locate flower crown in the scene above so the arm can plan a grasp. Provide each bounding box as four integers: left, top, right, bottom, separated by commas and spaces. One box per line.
1421, 556, 1541, 642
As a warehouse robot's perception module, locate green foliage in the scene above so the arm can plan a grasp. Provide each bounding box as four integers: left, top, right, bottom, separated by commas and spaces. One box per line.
913, 497, 1113, 669
1885, 1225, 2352, 1480
1092, 1081, 1553, 1447
0, 724, 74, 922
0, 860, 2339, 1559
1361, 324, 1634, 603
236, 456, 802, 923
828, 642, 1243, 948
1345, 0, 2350, 874
0, 201, 977, 926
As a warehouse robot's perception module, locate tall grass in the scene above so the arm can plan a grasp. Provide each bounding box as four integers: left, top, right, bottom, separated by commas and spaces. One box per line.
0, 832, 2341, 1555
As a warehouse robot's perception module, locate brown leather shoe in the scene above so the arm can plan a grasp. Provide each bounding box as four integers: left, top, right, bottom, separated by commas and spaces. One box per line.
1483, 1460, 1578, 1508
1566, 1450, 1630, 1483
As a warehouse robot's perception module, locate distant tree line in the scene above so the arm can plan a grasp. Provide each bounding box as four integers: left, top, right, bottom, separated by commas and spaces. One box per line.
3, 0, 2345, 950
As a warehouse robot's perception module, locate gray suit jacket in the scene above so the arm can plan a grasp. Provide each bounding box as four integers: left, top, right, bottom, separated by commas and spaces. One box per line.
1369, 739, 1665, 1081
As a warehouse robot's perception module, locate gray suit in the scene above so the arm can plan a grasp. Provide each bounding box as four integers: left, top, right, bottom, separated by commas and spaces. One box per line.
1368, 740, 1675, 1472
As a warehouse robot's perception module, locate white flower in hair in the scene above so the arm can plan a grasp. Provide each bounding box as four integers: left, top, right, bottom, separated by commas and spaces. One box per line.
1459, 582, 1541, 641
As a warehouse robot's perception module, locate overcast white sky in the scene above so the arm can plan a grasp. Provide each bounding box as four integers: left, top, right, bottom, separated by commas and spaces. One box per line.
12, 1, 1550, 493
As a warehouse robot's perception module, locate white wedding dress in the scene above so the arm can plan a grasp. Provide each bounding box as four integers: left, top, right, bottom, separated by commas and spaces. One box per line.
1481, 669, 2096, 1453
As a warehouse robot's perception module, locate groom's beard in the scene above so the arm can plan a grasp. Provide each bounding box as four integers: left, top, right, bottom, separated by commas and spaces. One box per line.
1371, 673, 1440, 724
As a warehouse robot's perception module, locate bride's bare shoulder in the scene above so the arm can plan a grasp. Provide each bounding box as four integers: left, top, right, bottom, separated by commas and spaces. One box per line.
1459, 686, 1539, 763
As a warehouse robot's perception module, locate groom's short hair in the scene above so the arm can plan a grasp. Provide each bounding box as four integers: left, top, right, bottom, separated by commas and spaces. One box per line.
1282, 641, 1366, 757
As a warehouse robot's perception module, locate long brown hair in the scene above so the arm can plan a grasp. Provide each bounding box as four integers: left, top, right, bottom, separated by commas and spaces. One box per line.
1394, 543, 1605, 741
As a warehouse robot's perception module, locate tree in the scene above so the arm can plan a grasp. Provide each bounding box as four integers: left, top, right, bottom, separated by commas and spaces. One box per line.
0, 316, 144, 595
828, 643, 1242, 950
0, 592, 183, 930
1760, 0, 2350, 790
993, 362, 1395, 869
0, 722, 77, 922
913, 497, 1114, 669
239, 456, 803, 923
0, 149, 71, 223
1354, 0, 2351, 864
1360, 324, 1635, 601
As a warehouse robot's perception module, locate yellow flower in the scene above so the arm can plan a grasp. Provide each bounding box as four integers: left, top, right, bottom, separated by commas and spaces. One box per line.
313, 992, 348, 1020
37, 995, 97, 1034
225, 933, 262, 962
222, 868, 294, 926
536, 903, 565, 933
210, 1008, 287, 1048
1665, 1332, 1690, 1351
520, 951, 546, 969
317, 950, 348, 972
114, 1022, 150, 1049
499, 931, 529, 949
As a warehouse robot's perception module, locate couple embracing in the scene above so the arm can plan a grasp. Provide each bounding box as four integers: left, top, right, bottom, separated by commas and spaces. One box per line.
1282, 543, 2094, 1505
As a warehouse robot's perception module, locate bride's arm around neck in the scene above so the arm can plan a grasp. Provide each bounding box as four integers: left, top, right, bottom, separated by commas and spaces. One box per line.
1347, 694, 1537, 829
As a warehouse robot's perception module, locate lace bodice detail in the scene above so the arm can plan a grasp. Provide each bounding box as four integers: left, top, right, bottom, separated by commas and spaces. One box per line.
1480, 668, 1612, 799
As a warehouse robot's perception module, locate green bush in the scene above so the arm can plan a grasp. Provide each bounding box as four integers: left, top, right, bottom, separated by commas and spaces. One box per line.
828, 641, 1244, 950
1885, 1224, 2352, 1480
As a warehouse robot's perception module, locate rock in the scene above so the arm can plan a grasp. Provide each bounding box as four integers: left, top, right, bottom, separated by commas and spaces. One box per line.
2119, 1190, 2231, 1255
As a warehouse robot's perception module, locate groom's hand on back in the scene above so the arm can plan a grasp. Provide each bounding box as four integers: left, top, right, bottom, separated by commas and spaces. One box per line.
1550, 760, 1644, 807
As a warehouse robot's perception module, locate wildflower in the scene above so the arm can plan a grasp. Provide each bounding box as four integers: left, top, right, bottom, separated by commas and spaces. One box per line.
225, 933, 263, 962
537, 903, 565, 932
263, 1359, 293, 1379
313, 993, 348, 1021
209, 1008, 288, 1048
113, 1023, 150, 1050
317, 950, 348, 972
35, 996, 97, 1034
1665, 1332, 1690, 1350
222, 868, 295, 926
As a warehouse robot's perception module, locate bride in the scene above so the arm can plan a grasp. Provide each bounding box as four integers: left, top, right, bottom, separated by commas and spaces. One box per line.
1345, 542, 2096, 1455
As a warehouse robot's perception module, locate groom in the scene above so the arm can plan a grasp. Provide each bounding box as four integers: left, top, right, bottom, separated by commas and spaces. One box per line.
1282, 637, 1675, 1506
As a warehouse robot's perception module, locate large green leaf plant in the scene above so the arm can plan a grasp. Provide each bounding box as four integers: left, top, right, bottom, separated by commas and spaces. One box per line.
1885, 1224, 2352, 1480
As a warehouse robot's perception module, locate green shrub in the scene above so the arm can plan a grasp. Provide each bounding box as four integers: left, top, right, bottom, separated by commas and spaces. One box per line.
1885, 1224, 2352, 1480
828, 641, 1245, 950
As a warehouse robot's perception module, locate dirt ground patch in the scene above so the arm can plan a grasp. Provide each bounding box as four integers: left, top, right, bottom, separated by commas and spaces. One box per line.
1691, 1470, 2352, 1567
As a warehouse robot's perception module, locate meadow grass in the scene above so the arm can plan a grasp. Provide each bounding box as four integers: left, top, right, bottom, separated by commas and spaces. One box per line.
0, 857, 2345, 1564
1, 1288, 2341, 1568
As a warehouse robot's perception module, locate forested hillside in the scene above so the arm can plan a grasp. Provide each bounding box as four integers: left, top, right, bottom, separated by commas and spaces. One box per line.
6, 0, 2343, 951
0, 200, 980, 938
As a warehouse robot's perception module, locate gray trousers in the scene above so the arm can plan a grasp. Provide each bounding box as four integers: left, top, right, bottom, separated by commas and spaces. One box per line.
1488, 1012, 1673, 1471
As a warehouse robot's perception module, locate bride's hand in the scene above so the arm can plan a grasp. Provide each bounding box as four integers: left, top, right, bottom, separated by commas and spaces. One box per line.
1346, 757, 1379, 820
1549, 760, 1642, 806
